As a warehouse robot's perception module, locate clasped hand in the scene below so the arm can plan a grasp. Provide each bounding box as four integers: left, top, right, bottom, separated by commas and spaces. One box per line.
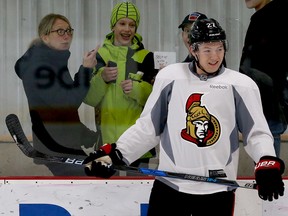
84, 143, 124, 178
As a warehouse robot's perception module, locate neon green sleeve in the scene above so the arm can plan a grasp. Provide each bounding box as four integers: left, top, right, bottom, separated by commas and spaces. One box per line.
83, 68, 108, 107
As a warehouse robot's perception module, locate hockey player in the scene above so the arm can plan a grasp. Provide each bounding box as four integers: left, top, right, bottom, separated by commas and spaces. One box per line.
84, 18, 285, 216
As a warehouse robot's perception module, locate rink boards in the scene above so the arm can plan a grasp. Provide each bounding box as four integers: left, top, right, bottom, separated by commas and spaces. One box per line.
0, 177, 287, 216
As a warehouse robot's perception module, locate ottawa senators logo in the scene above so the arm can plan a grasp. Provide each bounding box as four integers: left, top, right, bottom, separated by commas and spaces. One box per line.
181, 93, 220, 147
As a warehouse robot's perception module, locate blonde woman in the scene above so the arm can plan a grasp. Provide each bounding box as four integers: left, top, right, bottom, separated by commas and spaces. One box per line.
15, 13, 100, 176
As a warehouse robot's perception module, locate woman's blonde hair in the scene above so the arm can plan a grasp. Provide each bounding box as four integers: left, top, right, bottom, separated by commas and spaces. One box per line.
38, 13, 72, 37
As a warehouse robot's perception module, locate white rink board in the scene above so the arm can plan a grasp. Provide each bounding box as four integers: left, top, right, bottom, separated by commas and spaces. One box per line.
0, 178, 287, 216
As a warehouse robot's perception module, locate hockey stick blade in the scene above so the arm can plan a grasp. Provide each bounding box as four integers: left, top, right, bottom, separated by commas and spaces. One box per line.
17, 112, 86, 156
5, 114, 257, 189
5, 113, 84, 164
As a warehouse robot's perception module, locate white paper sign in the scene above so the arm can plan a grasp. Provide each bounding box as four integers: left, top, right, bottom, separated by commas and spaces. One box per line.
154, 51, 176, 69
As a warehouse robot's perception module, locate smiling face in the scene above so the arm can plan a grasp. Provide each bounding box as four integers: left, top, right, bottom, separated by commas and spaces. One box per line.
41, 18, 73, 50
190, 41, 225, 74
112, 17, 136, 46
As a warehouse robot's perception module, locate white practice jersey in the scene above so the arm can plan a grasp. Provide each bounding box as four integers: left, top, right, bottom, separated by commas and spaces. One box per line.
117, 62, 275, 194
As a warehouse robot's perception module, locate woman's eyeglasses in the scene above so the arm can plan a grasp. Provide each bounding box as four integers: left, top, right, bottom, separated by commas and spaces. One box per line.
50, 28, 74, 36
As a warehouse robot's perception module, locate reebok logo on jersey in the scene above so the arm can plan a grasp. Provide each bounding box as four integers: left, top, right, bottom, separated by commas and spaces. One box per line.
210, 84, 228, 89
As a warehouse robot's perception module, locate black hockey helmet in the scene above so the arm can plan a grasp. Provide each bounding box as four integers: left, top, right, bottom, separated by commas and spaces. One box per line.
189, 18, 227, 50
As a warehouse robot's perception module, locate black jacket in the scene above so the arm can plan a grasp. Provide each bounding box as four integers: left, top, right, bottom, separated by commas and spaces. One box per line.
15, 41, 100, 156
240, 0, 288, 123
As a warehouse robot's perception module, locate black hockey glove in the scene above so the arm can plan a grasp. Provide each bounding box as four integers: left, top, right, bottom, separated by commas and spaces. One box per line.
255, 156, 285, 201
84, 143, 125, 178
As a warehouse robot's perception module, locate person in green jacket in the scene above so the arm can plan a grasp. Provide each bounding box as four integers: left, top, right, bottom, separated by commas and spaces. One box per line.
84, 2, 158, 170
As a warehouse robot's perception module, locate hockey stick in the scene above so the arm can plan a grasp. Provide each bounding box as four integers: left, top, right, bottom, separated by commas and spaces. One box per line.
5, 113, 257, 190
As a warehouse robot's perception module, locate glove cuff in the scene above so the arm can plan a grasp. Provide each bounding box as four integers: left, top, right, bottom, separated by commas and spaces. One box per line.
100, 143, 125, 165
255, 156, 285, 174
100, 143, 116, 154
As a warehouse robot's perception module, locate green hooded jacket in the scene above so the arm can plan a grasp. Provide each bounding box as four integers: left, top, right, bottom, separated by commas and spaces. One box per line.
84, 32, 158, 158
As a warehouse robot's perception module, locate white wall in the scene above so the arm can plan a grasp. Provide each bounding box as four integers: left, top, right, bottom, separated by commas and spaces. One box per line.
0, 178, 287, 216
0, 0, 253, 137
